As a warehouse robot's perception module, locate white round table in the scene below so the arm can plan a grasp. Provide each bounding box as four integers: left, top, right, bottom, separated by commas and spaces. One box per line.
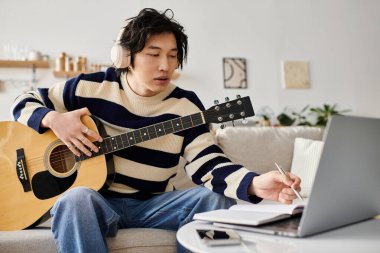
177, 219, 380, 253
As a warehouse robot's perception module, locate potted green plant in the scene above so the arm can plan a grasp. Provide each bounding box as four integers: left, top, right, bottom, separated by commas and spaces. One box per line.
309, 104, 351, 127
292, 105, 313, 126
277, 112, 295, 126
277, 106, 312, 126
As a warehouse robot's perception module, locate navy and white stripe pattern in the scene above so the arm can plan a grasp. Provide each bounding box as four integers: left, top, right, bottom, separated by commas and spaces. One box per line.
11, 68, 259, 202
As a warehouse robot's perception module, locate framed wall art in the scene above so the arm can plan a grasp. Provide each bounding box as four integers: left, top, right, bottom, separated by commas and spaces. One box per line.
223, 57, 247, 89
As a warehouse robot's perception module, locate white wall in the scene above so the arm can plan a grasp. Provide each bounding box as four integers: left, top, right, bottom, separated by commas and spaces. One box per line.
1, 0, 379, 122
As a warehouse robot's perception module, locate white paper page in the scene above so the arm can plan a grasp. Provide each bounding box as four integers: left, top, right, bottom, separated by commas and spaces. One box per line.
229, 203, 304, 215
193, 209, 290, 226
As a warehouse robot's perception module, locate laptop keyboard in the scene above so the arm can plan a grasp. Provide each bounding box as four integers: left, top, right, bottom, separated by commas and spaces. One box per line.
260, 215, 301, 231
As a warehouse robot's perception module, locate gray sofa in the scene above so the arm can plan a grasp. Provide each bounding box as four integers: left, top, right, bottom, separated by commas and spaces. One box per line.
0, 126, 323, 253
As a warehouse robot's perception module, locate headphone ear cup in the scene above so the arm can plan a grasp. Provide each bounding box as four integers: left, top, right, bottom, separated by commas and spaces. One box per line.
111, 44, 131, 69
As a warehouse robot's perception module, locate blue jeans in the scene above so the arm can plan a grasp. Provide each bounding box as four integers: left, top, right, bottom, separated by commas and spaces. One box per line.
50, 186, 236, 253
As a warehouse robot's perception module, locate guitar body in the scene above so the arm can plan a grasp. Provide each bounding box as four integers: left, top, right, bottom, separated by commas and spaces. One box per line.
0, 116, 110, 231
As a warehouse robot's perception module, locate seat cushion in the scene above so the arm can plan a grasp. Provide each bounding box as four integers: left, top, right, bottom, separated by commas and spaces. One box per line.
0, 227, 176, 253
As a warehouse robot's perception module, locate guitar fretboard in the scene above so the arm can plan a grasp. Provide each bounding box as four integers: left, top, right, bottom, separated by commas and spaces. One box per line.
76, 112, 204, 161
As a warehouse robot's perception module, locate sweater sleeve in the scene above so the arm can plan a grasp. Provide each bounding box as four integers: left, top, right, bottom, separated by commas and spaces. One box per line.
180, 94, 262, 203
11, 89, 55, 133
10, 76, 82, 133
182, 125, 262, 203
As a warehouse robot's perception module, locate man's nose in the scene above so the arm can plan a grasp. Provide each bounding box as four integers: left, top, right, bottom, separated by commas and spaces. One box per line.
158, 56, 169, 71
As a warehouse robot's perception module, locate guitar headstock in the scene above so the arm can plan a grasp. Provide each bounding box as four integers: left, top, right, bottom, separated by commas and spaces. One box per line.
203, 95, 255, 125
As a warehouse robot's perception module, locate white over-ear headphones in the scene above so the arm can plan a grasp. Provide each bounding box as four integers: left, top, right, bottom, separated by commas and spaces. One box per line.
110, 28, 131, 68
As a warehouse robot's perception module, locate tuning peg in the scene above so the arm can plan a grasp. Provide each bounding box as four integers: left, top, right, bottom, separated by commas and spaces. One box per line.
236, 95, 241, 99
232, 120, 235, 127
242, 118, 248, 124
220, 124, 226, 129
214, 100, 219, 105
225, 97, 230, 102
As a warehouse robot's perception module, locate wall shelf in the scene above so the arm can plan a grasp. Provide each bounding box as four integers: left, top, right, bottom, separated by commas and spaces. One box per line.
0, 60, 49, 68
0, 60, 49, 90
52, 70, 89, 79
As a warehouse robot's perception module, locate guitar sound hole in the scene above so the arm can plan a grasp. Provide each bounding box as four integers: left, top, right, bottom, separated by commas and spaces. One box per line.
49, 145, 76, 176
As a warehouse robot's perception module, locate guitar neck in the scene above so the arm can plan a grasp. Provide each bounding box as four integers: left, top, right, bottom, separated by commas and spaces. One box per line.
77, 112, 205, 161
76, 96, 255, 161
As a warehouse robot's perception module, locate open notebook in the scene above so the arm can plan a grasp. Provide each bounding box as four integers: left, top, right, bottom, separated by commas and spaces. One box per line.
193, 203, 304, 226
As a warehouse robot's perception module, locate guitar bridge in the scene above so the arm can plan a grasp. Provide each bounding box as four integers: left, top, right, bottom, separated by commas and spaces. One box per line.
16, 148, 31, 192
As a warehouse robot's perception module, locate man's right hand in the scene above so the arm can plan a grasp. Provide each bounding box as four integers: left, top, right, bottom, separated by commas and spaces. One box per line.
41, 108, 103, 156
249, 170, 302, 204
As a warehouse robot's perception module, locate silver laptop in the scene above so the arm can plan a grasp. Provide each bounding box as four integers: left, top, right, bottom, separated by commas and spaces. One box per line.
222, 115, 380, 237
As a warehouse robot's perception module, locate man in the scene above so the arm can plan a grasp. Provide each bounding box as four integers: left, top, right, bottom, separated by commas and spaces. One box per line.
11, 8, 301, 253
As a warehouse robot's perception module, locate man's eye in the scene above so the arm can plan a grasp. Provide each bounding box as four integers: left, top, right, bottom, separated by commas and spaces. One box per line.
148, 54, 159, 57
169, 55, 177, 58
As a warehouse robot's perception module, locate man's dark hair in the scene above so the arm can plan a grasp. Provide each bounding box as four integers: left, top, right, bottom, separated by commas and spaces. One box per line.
118, 8, 188, 73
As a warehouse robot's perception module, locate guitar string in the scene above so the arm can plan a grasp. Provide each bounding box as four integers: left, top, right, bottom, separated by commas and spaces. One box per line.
26, 116, 202, 166
25, 102, 247, 167
30, 115, 200, 161
27, 109, 203, 163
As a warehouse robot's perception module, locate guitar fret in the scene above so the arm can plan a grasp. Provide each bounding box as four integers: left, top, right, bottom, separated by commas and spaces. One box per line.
172, 118, 183, 132
107, 138, 112, 151
100, 139, 106, 154
189, 114, 194, 126
95, 141, 104, 156
163, 121, 173, 134
190, 114, 197, 125
100, 139, 107, 154
191, 113, 203, 126
114, 137, 120, 150
140, 127, 150, 141
108, 137, 113, 151
133, 130, 142, 143
182, 115, 193, 129
127, 131, 136, 145
147, 125, 157, 139
116, 135, 124, 150
121, 133, 130, 148
110, 137, 116, 151
109, 136, 116, 152
155, 123, 165, 137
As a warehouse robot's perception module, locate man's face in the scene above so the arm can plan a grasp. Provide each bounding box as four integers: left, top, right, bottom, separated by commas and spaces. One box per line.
127, 32, 179, 97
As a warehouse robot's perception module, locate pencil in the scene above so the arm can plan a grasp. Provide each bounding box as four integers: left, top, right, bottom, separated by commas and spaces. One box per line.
274, 162, 304, 201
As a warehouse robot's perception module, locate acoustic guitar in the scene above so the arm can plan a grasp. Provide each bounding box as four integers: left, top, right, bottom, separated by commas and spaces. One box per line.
0, 96, 254, 231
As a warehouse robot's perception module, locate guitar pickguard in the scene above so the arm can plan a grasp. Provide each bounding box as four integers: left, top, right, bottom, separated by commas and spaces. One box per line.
32, 170, 77, 200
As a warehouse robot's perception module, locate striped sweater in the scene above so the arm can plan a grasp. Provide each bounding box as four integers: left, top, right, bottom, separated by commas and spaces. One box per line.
11, 67, 260, 202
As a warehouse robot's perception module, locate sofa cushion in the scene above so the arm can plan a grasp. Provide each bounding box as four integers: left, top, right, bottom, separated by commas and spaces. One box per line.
215, 126, 324, 174
0, 227, 176, 253
290, 138, 324, 197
